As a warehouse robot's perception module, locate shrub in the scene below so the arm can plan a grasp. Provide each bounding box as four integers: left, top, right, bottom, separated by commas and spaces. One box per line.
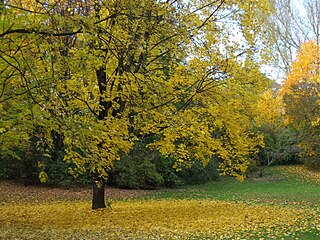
177, 159, 220, 185
304, 155, 320, 171
0, 147, 40, 185
109, 156, 164, 189
109, 140, 220, 189
153, 156, 183, 187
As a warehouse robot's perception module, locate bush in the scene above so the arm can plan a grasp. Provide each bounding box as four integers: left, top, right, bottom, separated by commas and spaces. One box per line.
110, 157, 164, 189
109, 140, 165, 189
153, 156, 183, 187
177, 159, 220, 185
44, 156, 73, 186
1, 136, 220, 189
255, 125, 301, 167
0, 147, 40, 185
109, 140, 220, 189
0, 133, 76, 186
304, 155, 320, 171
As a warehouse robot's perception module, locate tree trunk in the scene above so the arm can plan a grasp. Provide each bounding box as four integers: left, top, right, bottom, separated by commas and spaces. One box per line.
92, 179, 106, 209
51, 130, 64, 160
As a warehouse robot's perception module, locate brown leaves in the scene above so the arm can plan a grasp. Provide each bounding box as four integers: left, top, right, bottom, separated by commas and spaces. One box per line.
0, 181, 148, 204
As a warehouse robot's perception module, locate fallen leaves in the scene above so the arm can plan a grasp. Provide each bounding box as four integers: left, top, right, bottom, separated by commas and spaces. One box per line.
1, 166, 319, 239
0, 180, 148, 204
0, 199, 318, 239
281, 165, 320, 183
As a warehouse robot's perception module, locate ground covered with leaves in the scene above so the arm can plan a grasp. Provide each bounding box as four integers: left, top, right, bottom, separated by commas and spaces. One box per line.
0, 166, 319, 239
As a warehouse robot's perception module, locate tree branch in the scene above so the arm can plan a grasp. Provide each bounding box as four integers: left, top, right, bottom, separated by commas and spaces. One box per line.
0, 28, 82, 38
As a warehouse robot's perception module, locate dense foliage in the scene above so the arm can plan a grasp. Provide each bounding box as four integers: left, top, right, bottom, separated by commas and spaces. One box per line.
253, 89, 301, 176
281, 41, 320, 169
0, 138, 219, 188
109, 140, 219, 189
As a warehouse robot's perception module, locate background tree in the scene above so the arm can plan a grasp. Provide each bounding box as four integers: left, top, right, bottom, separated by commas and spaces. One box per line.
254, 89, 300, 177
281, 40, 320, 169
0, 0, 272, 209
267, 0, 320, 78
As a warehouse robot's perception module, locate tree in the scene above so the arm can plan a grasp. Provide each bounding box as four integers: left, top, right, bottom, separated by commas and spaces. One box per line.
267, 0, 320, 77
281, 40, 320, 169
254, 88, 300, 177
0, 0, 272, 209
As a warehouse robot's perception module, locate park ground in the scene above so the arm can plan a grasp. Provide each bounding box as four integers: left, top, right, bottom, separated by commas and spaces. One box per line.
0, 165, 319, 239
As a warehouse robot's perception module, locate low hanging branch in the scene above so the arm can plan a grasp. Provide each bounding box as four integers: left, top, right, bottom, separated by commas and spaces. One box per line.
0, 28, 82, 38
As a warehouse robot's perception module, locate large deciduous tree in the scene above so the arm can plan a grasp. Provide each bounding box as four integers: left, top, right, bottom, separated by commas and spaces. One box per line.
0, 0, 272, 209
281, 40, 320, 169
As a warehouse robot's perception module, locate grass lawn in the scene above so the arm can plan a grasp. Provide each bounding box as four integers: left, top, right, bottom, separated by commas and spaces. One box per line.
0, 165, 319, 239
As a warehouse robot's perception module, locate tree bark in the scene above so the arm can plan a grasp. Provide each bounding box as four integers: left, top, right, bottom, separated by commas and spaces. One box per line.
92, 179, 106, 209
50, 130, 64, 160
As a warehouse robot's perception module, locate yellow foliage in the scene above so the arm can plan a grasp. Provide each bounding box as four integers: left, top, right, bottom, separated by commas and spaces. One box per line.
281, 40, 320, 162
282, 40, 320, 96
39, 171, 48, 184
255, 89, 284, 127
0, 0, 273, 183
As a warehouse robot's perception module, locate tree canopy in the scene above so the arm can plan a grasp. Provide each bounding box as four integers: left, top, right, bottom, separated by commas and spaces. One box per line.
281, 40, 320, 168
0, 0, 272, 208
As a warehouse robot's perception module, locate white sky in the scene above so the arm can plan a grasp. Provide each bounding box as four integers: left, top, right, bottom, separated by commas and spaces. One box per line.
292, 0, 308, 17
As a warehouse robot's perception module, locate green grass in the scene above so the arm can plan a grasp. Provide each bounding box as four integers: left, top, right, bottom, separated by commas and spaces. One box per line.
151, 167, 320, 205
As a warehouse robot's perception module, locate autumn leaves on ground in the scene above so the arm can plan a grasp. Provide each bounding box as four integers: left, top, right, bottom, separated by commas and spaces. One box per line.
0, 166, 319, 240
